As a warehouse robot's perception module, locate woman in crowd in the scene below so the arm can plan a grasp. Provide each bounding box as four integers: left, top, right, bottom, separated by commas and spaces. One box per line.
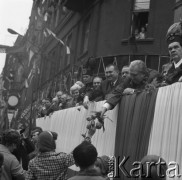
69, 84, 83, 107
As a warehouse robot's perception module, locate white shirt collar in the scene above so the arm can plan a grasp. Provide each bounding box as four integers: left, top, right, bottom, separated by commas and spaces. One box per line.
174, 58, 182, 69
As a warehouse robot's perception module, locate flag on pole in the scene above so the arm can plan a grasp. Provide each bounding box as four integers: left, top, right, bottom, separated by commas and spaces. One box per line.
46, 28, 56, 37
45, 28, 71, 54
25, 79, 29, 88
59, 39, 65, 46
28, 50, 34, 67
37, 7, 42, 17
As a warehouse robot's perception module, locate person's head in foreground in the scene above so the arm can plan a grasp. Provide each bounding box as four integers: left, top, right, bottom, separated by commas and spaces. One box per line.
73, 141, 98, 170
37, 131, 58, 153
1, 129, 21, 152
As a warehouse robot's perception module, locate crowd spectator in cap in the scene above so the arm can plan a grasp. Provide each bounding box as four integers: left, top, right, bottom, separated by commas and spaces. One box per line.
164, 21, 182, 84
83, 64, 123, 106
79, 68, 94, 108
0, 129, 25, 180
100, 60, 157, 117
121, 65, 130, 79
68, 142, 106, 180
140, 155, 167, 180
82, 68, 93, 85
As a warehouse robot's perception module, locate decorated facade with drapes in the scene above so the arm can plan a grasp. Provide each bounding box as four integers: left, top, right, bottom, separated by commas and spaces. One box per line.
1, 0, 179, 130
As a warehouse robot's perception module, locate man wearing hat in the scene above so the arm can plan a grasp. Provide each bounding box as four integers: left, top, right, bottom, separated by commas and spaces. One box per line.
165, 21, 182, 84
78, 67, 93, 108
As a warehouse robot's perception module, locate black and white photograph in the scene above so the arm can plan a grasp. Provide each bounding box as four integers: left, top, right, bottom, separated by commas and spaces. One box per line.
0, 0, 182, 179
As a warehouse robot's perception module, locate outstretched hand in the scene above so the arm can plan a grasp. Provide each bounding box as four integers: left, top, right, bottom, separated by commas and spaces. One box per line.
100, 107, 107, 118
87, 125, 96, 138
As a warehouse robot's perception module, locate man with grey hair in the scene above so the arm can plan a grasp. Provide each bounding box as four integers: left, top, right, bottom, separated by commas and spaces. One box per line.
101, 60, 154, 116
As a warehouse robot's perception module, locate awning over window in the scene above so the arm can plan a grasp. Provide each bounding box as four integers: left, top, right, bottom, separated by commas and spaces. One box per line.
134, 0, 150, 10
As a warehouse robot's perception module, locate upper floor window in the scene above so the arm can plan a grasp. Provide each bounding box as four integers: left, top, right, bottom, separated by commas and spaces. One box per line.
132, 0, 150, 40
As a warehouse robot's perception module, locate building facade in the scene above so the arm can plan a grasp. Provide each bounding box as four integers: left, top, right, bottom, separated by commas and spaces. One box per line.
2, 0, 181, 129
37, 0, 175, 101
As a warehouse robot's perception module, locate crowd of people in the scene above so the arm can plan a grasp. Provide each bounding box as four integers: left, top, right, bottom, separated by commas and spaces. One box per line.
0, 127, 167, 180
38, 46, 182, 117
0, 125, 116, 180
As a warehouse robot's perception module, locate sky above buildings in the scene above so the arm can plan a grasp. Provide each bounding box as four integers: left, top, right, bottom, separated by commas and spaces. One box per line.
0, 0, 33, 74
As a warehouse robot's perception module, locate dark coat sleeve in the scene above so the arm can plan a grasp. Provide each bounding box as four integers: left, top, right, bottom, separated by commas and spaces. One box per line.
165, 64, 182, 84
106, 78, 131, 109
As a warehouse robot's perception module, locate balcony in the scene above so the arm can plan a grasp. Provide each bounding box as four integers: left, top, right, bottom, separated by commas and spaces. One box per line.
62, 0, 95, 12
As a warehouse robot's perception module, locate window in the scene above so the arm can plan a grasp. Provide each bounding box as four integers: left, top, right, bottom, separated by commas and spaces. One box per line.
132, 0, 150, 39
80, 16, 90, 54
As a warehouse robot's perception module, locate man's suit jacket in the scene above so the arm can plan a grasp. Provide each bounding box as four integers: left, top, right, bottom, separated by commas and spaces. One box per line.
164, 62, 182, 84
86, 76, 123, 101
100, 76, 123, 99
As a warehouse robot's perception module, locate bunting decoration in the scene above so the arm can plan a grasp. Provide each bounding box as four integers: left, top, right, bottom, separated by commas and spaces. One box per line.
28, 50, 34, 67
44, 28, 71, 54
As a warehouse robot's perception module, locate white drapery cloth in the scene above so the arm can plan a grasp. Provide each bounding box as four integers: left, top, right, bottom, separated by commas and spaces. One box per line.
36, 101, 118, 157
148, 83, 182, 179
